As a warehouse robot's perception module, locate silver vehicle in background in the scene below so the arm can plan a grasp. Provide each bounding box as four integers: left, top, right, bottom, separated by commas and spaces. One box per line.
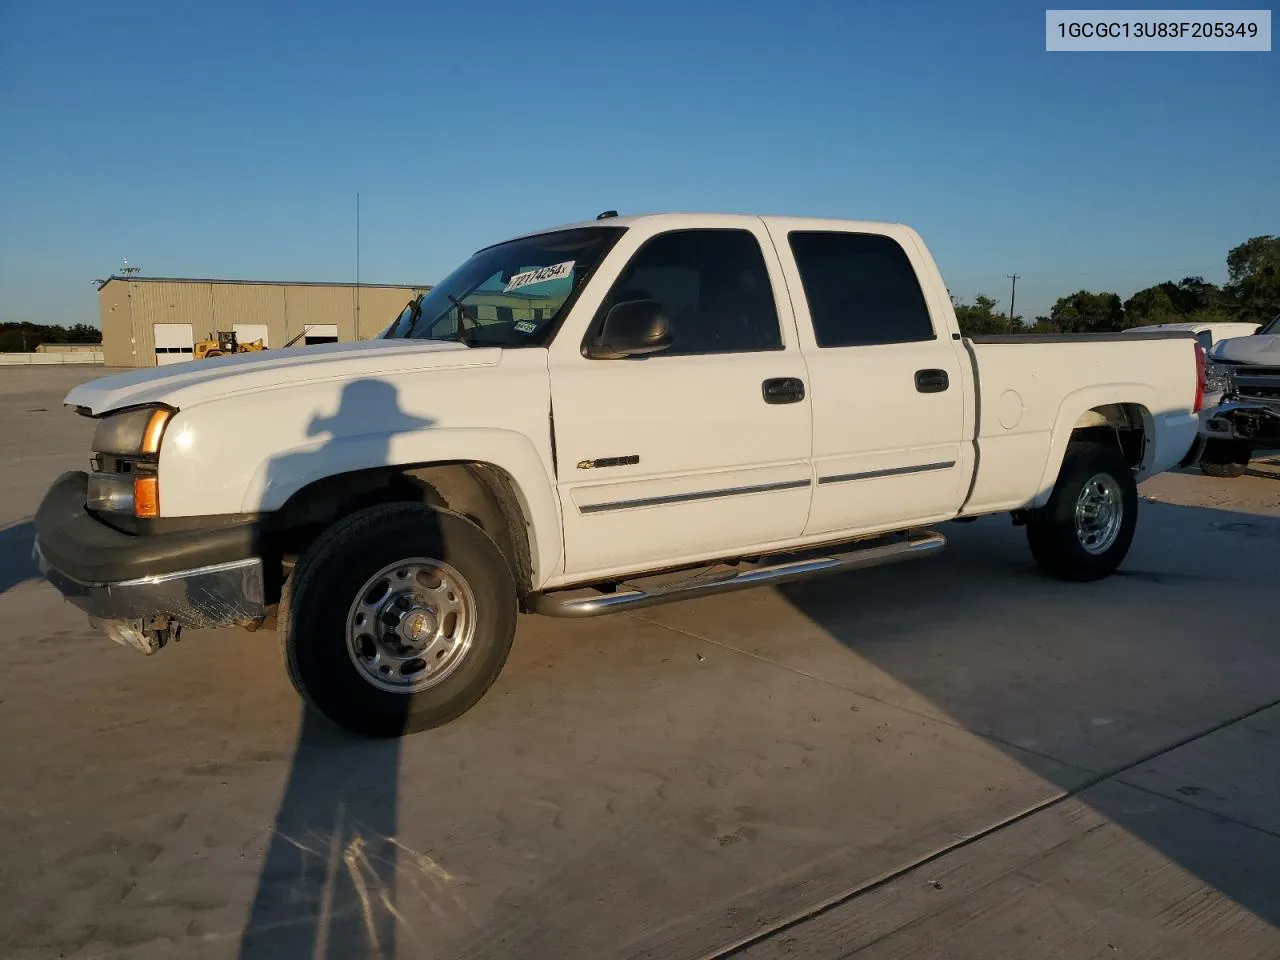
1198, 315, 1280, 478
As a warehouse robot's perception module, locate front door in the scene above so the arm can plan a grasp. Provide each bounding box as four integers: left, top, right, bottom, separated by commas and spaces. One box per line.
549, 225, 812, 579
767, 224, 970, 536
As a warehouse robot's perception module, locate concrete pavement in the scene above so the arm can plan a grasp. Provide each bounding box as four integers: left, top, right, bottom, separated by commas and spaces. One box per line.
0, 366, 1277, 959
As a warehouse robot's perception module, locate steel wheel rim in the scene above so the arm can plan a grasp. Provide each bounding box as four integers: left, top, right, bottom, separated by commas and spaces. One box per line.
1074, 473, 1123, 555
345, 557, 477, 694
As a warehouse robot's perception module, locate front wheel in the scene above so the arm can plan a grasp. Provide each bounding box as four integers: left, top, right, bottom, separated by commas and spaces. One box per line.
281, 503, 518, 737
1027, 441, 1138, 582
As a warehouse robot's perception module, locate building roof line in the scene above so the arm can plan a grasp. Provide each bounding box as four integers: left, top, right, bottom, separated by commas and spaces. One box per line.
97, 275, 433, 291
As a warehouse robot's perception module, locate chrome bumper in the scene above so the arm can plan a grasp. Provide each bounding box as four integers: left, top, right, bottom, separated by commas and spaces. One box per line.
34, 540, 265, 652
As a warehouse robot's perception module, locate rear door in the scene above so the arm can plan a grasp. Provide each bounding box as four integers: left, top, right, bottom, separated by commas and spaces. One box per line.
766, 223, 970, 535
549, 224, 812, 578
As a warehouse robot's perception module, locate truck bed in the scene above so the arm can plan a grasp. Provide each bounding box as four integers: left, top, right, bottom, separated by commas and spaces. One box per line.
961, 330, 1200, 516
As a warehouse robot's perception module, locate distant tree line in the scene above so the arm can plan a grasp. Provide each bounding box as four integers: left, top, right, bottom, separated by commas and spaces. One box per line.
952, 234, 1279, 336
0, 322, 102, 353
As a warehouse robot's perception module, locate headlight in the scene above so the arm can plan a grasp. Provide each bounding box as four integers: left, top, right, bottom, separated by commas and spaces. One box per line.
1204, 363, 1236, 401
91, 406, 174, 456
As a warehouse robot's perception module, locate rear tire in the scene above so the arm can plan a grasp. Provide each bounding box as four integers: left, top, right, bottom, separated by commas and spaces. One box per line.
281, 503, 517, 737
1198, 438, 1250, 479
1027, 441, 1137, 582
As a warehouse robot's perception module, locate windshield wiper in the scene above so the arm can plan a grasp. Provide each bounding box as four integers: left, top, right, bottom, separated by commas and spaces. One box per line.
446, 295, 476, 345
402, 296, 425, 338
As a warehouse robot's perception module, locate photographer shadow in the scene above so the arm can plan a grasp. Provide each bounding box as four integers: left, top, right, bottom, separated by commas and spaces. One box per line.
239, 378, 436, 960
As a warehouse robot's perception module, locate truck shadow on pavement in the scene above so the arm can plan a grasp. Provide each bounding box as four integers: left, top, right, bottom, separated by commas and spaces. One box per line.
0, 520, 37, 594
779, 501, 1280, 930
238, 378, 436, 960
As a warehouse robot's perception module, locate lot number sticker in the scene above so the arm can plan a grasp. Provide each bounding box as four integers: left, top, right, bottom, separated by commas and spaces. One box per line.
504, 261, 574, 292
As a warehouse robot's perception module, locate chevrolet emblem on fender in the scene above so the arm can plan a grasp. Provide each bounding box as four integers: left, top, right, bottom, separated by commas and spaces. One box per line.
578, 455, 640, 470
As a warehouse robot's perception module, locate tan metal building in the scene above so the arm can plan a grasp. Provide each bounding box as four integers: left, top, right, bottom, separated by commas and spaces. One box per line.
97, 276, 430, 367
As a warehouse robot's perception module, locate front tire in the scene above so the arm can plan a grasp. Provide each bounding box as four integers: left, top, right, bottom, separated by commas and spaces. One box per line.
281, 503, 518, 737
1027, 441, 1137, 582
1198, 438, 1250, 479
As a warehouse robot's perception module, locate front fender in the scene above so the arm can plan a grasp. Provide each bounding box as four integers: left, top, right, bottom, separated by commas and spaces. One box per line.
241, 427, 564, 586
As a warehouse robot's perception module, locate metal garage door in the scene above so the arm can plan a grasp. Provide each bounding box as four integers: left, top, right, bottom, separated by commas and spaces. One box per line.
153, 324, 194, 366
233, 323, 269, 348
303, 324, 339, 345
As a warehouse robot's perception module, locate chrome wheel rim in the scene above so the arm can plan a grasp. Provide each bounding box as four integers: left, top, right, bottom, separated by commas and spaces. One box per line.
1074, 473, 1123, 555
345, 558, 476, 694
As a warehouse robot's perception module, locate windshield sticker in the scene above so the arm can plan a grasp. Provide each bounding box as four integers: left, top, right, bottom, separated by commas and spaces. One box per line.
504, 260, 574, 293
513, 320, 537, 334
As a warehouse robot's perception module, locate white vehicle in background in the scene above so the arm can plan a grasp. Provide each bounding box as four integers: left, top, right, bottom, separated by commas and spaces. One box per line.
1125, 320, 1260, 351
34, 212, 1206, 737
1198, 314, 1280, 477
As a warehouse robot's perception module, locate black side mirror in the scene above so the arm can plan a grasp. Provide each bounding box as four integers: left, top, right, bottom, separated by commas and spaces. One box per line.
585, 299, 672, 359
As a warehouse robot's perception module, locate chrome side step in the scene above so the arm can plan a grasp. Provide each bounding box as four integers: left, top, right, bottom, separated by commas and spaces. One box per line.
532, 530, 946, 618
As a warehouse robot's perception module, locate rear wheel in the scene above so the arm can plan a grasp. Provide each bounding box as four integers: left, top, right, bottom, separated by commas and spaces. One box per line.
1027, 441, 1137, 582
1198, 438, 1250, 479
281, 502, 517, 737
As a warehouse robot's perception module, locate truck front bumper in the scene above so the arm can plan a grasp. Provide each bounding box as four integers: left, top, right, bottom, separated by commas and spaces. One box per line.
1200, 399, 1280, 446
34, 471, 266, 653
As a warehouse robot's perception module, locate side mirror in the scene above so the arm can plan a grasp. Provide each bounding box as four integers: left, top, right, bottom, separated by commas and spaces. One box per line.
585, 299, 672, 359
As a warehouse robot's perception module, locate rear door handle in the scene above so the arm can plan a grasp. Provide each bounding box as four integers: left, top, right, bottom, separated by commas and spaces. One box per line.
915, 369, 949, 393
762, 377, 805, 404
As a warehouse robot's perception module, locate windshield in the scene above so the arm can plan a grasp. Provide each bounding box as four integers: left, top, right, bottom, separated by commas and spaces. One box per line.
384, 226, 624, 347
1260, 314, 1280, 335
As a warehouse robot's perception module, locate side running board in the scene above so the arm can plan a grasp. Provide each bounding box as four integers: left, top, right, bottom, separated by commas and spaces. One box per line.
532, 530, 946, 618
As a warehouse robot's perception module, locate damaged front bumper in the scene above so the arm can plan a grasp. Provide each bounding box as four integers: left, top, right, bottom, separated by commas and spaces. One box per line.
34, 542, 264, 653
1200, 398, 1280, 446
34, 471, 266, 654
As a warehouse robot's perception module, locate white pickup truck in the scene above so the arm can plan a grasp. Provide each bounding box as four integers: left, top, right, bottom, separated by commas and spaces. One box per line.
35, 213, 1206, 736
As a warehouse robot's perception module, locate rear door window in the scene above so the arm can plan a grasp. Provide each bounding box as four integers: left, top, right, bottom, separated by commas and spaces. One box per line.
788, 232, 935, 347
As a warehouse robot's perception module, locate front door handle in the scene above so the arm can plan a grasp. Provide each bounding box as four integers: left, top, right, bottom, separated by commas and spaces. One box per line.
915, 369, 949, 393
762, 377, 805, 404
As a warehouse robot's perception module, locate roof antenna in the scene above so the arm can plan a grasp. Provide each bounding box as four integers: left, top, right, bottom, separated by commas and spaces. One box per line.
596, 210, 618, 220
119, 257, 141, 276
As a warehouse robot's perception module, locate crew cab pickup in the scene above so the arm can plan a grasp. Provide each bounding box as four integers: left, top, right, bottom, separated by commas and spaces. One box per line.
34, 214, 1206, 736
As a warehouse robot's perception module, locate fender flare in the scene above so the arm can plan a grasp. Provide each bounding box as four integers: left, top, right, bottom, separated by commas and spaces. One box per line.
1033, 385, 1157, 508
241, 427, 564, 585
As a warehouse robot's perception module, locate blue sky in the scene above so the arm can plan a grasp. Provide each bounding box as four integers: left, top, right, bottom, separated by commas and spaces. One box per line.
1, 0, 1275, 328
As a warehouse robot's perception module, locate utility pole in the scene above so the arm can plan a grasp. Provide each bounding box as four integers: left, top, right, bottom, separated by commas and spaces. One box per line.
355, 192, 361, 336
1007, 273, 1020, 327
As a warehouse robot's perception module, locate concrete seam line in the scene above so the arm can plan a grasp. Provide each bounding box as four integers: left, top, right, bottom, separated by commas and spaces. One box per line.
696, 693, 1280, 959
629, 612, 1093, 777
1113, 778, 1280, 842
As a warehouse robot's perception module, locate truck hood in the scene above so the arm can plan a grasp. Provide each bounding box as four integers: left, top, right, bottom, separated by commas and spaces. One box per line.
65, 338, 498, 415
1210, 335, 1280, 366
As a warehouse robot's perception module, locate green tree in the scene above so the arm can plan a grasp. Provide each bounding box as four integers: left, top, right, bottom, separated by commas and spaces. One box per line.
1124, 276, 1232, 328
0, 322, 101, 352
1225, 235, 1280, 324
1049, 290, 1125, 333
64, 323, 102, 344
952, 293, 1015, 335
1123, 286, 1179, 326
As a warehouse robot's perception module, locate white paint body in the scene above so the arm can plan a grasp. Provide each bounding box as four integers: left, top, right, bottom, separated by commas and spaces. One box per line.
66, 214, 1203, 591
1210, 332, 1280, 365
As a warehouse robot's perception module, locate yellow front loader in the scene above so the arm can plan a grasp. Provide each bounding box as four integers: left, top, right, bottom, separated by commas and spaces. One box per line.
193, 331, 267, 360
